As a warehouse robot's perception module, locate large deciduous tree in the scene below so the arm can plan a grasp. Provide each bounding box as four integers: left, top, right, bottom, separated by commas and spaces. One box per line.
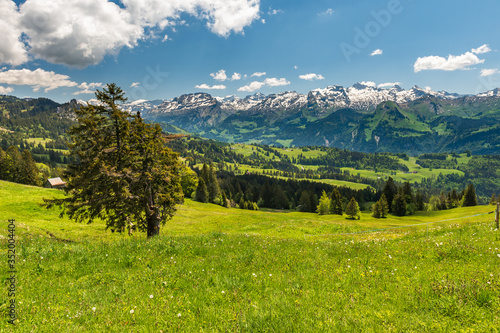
44, 84, 183, 238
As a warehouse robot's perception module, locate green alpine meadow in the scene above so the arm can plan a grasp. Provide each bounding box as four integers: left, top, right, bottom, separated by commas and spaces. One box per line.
1, 180, 499, 331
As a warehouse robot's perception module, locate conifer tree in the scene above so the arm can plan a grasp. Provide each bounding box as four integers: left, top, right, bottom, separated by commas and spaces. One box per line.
383, 177, 397, 212
298, 190, 311, 212
221, 190, 228, 208
207, 164, 221, 203
415, 189, 425, 211
379, 194, 389, 218
44, 84, 184, 238
317, 190, 330, 215
329, 188, 343, 215
372, 201, 382, 218
195, 178, 208, 203
345, 197, 361, 220
20, 150, 40, 186
462, 184, 477, 207
392, 188, 407, 216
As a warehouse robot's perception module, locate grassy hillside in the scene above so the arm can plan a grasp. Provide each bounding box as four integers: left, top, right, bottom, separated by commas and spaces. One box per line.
1, 181, 500, 331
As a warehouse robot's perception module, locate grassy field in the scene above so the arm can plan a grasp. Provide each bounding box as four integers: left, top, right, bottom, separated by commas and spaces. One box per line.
1, 181, 499, 331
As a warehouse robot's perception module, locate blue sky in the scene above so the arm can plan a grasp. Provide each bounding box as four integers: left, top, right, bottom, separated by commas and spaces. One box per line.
1, 0, 499, 103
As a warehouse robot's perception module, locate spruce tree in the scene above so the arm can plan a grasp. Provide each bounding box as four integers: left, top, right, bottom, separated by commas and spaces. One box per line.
382, 177, 397, 212
345, 197, 361, 220
402, 181, 415, 204
195, 178, 209, 203
415, 189, 425, 211
379, 194, 389, 218
44, 84, 184, 238
372, 201, 382, 218
221, 190, 228, 208
317, 190, 330, 215
462, 184, 477, 207
20, 150, 40, 186
207, 164, 221, 203
329, 188, 343, 215
298, 190, 311, 212
392, 189, 407, 216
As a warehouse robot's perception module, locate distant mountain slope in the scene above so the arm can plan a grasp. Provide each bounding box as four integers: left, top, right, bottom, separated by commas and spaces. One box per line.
116, 83, 499, 154
3, 81, 500, 155
0, 95, 74, 139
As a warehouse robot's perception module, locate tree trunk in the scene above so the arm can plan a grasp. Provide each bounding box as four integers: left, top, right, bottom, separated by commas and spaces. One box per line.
146, 210, 161, 238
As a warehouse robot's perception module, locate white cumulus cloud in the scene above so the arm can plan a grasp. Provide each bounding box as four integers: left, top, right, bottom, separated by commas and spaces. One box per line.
210, 69, 227, 81
0, 86, 14, 94
378, 82, 401, 88
360, 81, 376, 87
130, 82, 140, 88
371, 49, 383, 56
73, 82, 103, 95
195, 83, 226, 90
122, 0, 261, 37
231, 72, 242, 80
0, 68, 77, 92
0, 0, 28, 66
237, 77, 289, 92
472, 44, 491, 54
299, 73, 325, 81
414, 52, 484, 72
264, 77, 290, 86
19, 0, 143, 68
1, 0, 261, 68
251, 72, 266, 77
480, 68, 498, 77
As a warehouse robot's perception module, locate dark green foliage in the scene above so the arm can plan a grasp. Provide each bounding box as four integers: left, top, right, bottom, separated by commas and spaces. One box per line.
345, 197, 360, 220
207, 164, 221, 203
20, 149, 40, 186
372, 194, 389, 218
392, 189, 407, 217
489, 193, 497, 205
383, 177, 397, 212
0, 146, 39, 186
415, 189, 425, 211
372, 201, 382, 218
298, 190, 312, 212
195, 178, 209, 203
221, 190, 229, 208
329, 188, 343, 215
380, 194, 390, 218
43, 84, 184, 238
462, 184, 478, 207
273, 186, 289, 209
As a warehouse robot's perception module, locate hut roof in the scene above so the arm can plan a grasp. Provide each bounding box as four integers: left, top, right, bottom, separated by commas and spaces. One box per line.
47, 177, 66, 187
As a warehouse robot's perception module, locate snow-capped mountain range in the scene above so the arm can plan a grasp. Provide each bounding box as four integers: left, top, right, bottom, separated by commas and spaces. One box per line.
115, 82, 465, 119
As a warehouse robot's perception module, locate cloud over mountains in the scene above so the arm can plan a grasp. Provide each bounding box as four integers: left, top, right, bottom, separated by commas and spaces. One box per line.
0, 0, 261, 68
